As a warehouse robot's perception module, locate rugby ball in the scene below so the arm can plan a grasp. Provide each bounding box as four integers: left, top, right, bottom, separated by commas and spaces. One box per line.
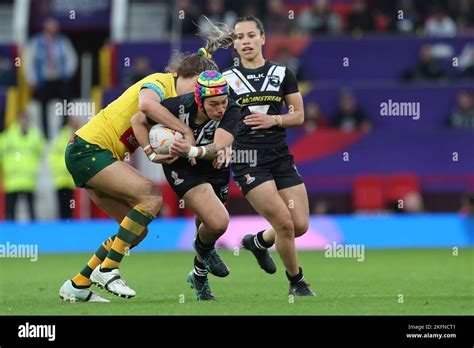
149, 125, 183, 154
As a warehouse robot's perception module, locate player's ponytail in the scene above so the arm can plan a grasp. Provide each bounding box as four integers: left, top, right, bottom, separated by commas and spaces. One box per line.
196, 16, 237, 56
166, 16, 236, 79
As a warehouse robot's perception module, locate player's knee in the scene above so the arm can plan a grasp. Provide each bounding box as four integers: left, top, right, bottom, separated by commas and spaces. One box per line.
204, 212, 229, 236
276, 218, 294, 238
138, 184, 162, 216
294, 220, 309, 238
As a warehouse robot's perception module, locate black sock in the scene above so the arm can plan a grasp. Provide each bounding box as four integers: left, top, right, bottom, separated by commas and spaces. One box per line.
255, 230, 273, 249
195, 233, 214, 255
70, 280, 89, 289
286, 267, 304, 284
193, 256, 208, 279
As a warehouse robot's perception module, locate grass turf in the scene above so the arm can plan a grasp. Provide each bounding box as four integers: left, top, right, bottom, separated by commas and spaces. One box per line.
0, 248, 472, 315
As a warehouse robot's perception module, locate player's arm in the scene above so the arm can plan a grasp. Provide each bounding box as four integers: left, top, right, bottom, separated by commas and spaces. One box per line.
169, 128, 234, 161
138, 88, 195, 144
130, 111, 178, 164
243, 92, 304, 129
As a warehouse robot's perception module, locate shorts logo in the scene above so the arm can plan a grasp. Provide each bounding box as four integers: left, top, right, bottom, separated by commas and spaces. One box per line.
171, 171, 184, 185
244, 174, 255, 185
220, 184, 229, 199
293, 164, 301, 177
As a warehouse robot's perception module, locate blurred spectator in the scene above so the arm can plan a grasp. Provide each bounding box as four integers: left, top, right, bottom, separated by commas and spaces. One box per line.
48, 116, 79, 220
303, 102, 329, 134
387, 191, 424, 213
347, 0, 376, 34
401, 44, 447, 82
297, 0, 342, 35
24, 17, 78, 139
198, 0, 237, 32
460, 192, 474, 215
388, 0, 421, 34
403, 191, 424, 213
274, 47, 304, 80
0, 112, 45, 221
448, 0, 474, 32
240, 1, 263, 18
0, 55, 16, 87
264, 0, 292, 35
122, 56, 153, 87
424, 5, 457, 37
331, 90, 372, 132
175, 0, 200, 37
447, 90, 474, 128
313, 198, 334, 215
458, 44, 474, 79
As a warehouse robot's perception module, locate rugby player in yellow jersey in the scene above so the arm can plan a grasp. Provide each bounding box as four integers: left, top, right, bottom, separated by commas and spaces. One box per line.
59, 24, 236, 302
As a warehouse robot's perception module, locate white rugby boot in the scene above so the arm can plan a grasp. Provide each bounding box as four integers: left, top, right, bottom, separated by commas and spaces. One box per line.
59, 279, 110, 303
90, 266, 136, 298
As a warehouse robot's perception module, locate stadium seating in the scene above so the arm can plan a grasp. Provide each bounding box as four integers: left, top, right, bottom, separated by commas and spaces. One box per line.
353, 174, 384, 211
385, 173, 420, 203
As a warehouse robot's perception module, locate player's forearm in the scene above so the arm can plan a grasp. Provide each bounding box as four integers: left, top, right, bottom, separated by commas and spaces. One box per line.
194, 138, 233, 160
131, 112, 152, 150
277, 110, 304, 128
140, 101, 192, 137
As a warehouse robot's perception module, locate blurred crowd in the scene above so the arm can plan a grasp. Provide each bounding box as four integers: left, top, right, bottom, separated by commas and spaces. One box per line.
173, 0, 474, 37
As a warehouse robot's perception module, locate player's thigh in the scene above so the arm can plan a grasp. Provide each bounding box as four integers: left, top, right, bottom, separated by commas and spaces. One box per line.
183, 183, 229, 233
278, 183, 309, 237
245, 181, 294, 236
87, 161, 162, 212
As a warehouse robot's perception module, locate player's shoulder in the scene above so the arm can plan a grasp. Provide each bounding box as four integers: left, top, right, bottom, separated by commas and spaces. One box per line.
162, 92, 195, 111
266, 60, 287, 69
141, 72, 174, 87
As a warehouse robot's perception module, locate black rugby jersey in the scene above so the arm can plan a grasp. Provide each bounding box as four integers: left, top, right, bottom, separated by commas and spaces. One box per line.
146, 92, 240, 171
223, 60, 299, 146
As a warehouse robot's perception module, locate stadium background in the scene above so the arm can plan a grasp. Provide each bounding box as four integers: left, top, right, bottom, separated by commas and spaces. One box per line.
0, 0, 473, 315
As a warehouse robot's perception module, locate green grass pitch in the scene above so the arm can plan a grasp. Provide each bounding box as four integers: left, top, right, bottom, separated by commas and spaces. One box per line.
0, 248, 472, 315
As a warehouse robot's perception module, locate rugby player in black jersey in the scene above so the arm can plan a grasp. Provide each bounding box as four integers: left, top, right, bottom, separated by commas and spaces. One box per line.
131, 70, 241, 300
223, 16, 315, 296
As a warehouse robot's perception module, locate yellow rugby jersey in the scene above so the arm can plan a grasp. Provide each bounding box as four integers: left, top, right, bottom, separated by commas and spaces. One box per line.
76, 73, 177, 160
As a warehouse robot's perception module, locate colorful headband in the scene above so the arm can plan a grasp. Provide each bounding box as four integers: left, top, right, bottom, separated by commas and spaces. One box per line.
194, 70, 229, 111
197, 47, 212, 59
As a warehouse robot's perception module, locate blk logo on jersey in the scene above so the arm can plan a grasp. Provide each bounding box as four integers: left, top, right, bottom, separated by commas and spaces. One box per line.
247, 73, 265, 80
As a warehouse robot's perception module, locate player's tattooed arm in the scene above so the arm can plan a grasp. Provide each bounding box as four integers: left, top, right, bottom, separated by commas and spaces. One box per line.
201, 143, 218, 158
199, 129, 234, 161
